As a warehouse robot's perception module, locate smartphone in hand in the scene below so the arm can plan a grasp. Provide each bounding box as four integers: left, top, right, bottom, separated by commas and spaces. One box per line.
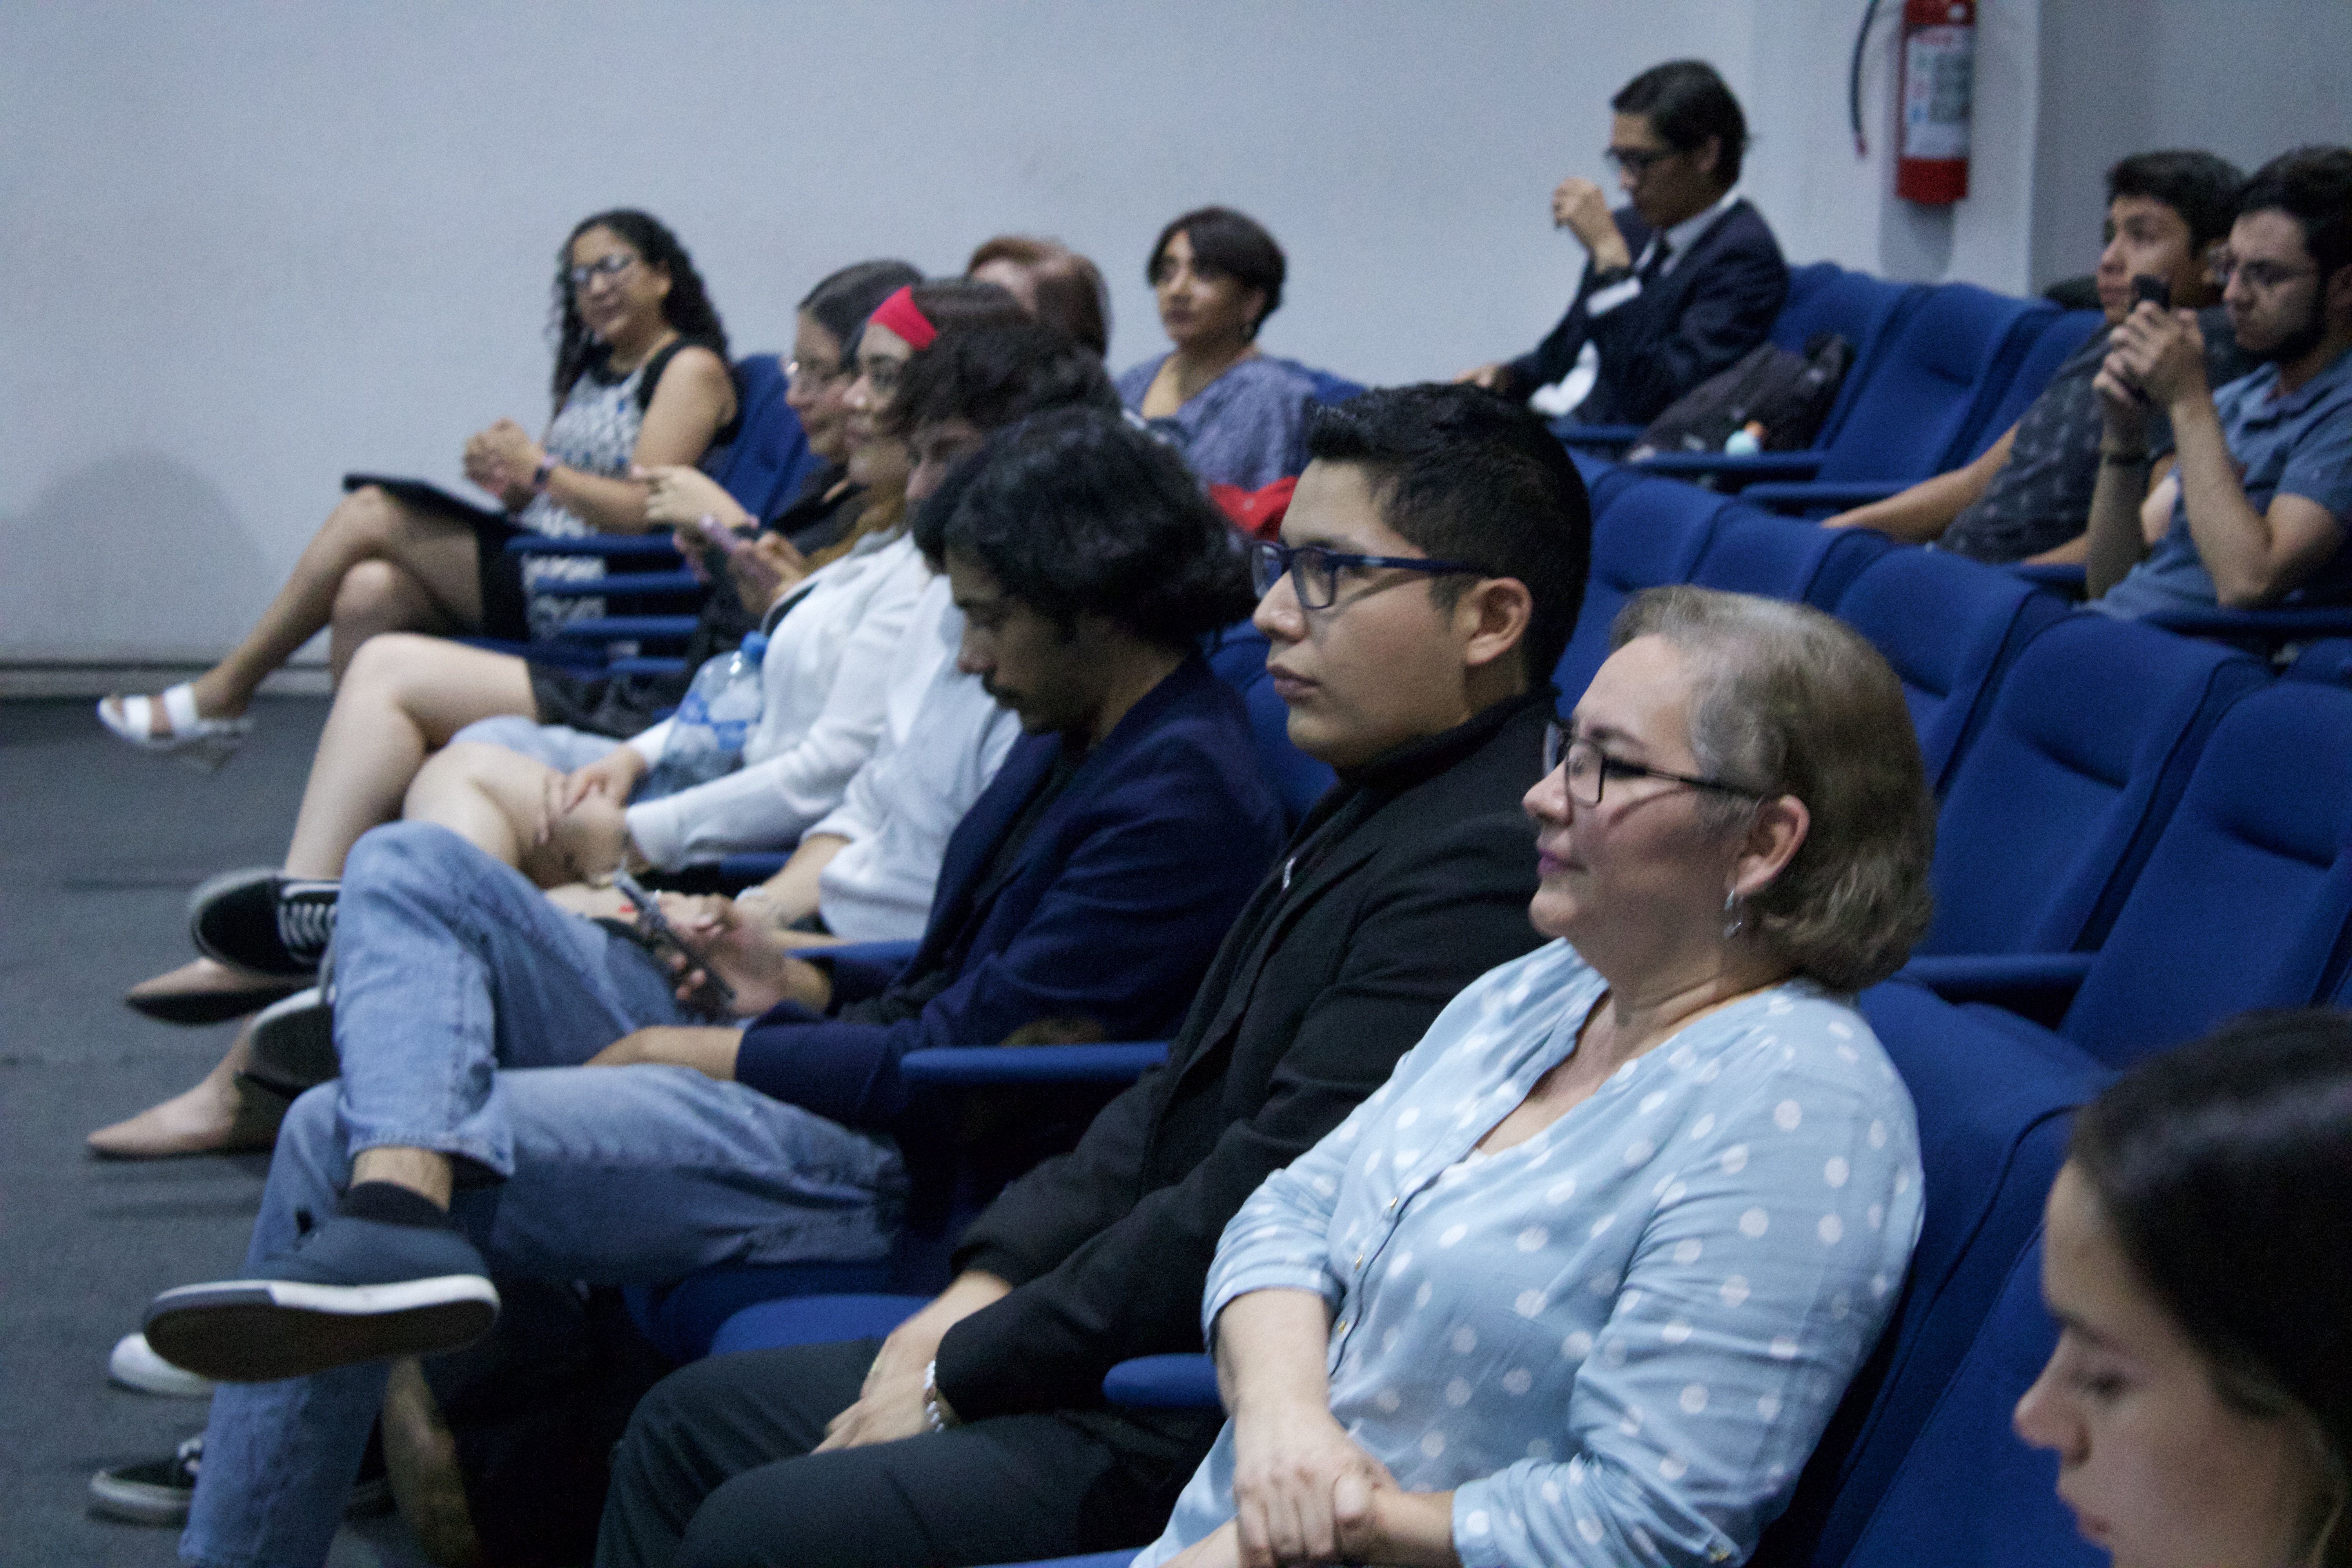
2131, 274, 2172, 310
611, 868, 739, 1021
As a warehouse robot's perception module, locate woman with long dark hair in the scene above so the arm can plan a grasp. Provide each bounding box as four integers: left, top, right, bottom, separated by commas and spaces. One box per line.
2017, 1009, 2352, 1568
98, 209, 738, 765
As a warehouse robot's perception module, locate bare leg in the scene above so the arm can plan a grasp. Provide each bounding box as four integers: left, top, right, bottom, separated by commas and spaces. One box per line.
401, 742, 574, 884
327, 559, 458, 684
87, 1023, 287, 1158
115, 487, 490, 735
382, 1358, 483, 1567
281, 635, 536, 880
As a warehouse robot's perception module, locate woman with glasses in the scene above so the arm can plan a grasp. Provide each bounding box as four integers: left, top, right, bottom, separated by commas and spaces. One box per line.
100, 210, 739, 766
1119, 205, 1320, 490
1137, 585, 1938, 1568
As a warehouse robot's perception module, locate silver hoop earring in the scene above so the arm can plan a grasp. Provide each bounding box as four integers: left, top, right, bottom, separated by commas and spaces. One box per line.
1723, 889, 1745, 941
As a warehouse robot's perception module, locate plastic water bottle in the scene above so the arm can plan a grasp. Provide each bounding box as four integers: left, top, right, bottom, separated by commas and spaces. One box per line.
642, 632, 768, 797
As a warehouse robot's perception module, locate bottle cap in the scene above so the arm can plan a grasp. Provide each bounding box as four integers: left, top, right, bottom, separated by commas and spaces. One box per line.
739, 632, 769, 661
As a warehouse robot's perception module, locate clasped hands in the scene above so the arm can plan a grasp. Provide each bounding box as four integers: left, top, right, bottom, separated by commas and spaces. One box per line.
1165, 1396, 1406, 1568
463, 418, 547, 509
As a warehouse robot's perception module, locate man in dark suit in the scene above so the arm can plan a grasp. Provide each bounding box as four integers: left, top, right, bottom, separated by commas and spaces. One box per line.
594, 385, 1595, 1568
1462, 59, 1789, 426
140, 409, 1284, 1568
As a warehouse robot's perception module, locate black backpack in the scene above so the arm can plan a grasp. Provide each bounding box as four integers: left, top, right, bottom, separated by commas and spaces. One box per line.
1628, 332, 1855, 460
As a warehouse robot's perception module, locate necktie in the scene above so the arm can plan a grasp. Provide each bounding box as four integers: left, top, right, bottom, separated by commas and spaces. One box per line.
1641, 236, 1674, 284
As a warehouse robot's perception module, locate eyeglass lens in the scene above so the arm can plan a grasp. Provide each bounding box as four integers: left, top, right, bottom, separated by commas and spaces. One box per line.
568, 254, 635, 290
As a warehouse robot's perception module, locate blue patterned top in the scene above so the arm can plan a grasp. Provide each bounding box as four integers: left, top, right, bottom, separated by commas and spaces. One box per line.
1115, 353, 1318, 491
1134, 939, 1925, 1568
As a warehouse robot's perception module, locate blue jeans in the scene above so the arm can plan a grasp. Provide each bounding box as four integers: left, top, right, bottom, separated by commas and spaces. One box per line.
183, 824, 904, 1568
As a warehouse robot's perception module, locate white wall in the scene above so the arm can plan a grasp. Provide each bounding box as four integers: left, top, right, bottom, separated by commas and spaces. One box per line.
3, 0, 2342, 662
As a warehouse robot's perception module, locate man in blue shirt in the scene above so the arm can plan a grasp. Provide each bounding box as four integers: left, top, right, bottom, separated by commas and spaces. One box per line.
2089, 147, 2352, 617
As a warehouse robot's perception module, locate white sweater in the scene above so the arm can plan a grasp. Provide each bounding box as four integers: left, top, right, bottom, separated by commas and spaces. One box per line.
623, 528, 933, 869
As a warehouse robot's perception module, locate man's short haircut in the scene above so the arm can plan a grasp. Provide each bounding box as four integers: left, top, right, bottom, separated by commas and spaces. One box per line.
1613, 60, 1749, 187
1146, 207, 1287, 339
967, 235, 1112, 356
2107, 151, 2246, 250
1303, 385, 1593, 687
913, 410, 1258, 648
2238, 146, 2352, 286
799, 260, 923, 353
889, 321, 1119, 439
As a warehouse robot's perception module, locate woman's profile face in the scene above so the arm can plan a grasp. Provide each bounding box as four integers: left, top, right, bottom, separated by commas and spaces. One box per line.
1523, 636, 1735, 948
785, 312, 852, 466
2014, 1163, 2330, 1568
568, 225, 670, 347
1151, 230, 1263, 351
840, 320, 915, 486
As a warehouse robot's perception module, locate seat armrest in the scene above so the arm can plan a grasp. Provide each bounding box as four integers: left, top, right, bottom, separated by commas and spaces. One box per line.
1102, 1354, 1221, 1410
1737, 480, 1904, 512
2008, 563, 2087, 597
1899, 952, 2093, 1025
2140, 603, 2352, 642
1632, 451, 1825, 488
506, 534, 684, 562
1550, 421, 1645, 450
818, 939, 922, 973
897, 1042, 1171, 1087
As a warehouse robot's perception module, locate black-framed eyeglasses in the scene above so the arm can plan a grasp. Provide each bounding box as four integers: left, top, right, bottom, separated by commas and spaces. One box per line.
1604, 145, 1681, 178
2206, 253, 2319, 293
1249, 540, 1492, 611
1543, 721, 1764, 807
567, 253, 638, 291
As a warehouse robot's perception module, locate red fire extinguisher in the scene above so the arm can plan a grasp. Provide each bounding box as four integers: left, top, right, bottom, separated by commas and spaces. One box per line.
1896, 0, 1975, 204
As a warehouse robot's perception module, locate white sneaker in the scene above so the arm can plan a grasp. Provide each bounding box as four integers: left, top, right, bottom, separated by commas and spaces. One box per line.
109, 1330, 218, 1398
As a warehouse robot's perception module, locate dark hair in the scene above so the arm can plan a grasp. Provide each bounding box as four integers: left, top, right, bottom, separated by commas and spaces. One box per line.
889, 320, 1120, 437
1301, 385, 1591, 685
847, 278, 1028, 363
549, 210, 728, 409
1610, 587, 1936, 992
912, 409, 1257, 648
2071, 1008, 2352, 1565
1147, 207, 1287, 339
967, 235, 1112, 356
2238, 145, 2352, 287
1613, 60, 1749, 187
2107, 151, 2247, 251
799, 259, 923, 354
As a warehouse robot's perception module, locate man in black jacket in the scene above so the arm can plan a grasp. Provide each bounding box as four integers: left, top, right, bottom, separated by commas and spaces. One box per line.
593, 385, 1593, 1568
1461, 59, 1789, 426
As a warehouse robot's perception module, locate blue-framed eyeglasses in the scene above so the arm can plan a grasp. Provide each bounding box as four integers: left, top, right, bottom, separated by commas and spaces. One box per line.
1543, 721, 1764, 807
567, 253, 638, 291
1249, 540, 1492, 611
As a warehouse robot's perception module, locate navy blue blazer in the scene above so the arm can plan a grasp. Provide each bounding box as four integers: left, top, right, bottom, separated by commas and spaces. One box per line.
733, 651, 1284, 1130
1506, 197, 1789, 426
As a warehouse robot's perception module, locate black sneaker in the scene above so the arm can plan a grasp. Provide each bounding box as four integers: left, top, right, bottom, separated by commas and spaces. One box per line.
189, 869, 339, 978
143, 1214, 498, 1383
89, 1433, 392, 1526
245, 986, 338, 1095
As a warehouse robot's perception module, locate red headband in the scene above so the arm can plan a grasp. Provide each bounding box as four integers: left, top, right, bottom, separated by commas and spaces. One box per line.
867, 285, 938, 351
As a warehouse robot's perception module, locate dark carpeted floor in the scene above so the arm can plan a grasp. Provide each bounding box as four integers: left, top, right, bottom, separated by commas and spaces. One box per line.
1, 696, 428, 1566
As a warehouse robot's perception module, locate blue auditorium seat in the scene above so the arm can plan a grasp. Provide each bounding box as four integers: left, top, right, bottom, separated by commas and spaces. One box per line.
1907, 614, 2266, 971
1753, 980, 2109, 1567
1686, 500, 1890, 608
1950, 309, 2103, 463
1837, 1239, 2102, 1568
1922, 681, 2352, 1067
1552, 474, 1730, 704
1269, 357, 1368, 407
1827, 547, 2072, 793
1204, 622, 1337, 827
706, 1291, 928, 1361
2287, 637, 2352, 686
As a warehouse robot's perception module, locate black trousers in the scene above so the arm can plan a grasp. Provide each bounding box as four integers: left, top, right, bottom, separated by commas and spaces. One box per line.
595, 1338, 1224, 1568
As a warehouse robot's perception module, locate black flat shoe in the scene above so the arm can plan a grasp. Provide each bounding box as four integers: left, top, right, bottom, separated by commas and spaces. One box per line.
123, 978, 304, 1025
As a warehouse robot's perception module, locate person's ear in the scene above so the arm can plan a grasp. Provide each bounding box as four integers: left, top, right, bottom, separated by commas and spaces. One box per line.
1242, 287, 1270, 338
1456, 577, 1534, 676
2325, 263, 2352, 332
1732, 794, 1809, 900
1693, 134, 1723, 180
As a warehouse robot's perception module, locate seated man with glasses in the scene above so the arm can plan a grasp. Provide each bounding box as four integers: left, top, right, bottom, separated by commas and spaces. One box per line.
2089, 145, 2352, 617
592, 384, 1593, 1568
1458, 59, 1787, 426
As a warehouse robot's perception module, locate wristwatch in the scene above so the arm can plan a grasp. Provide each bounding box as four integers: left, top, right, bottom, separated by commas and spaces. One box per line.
532, 452, 561, 492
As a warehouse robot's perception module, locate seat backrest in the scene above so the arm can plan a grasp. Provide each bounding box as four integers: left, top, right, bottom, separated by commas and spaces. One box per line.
1767, 268, 1924, 446
1688, 500, 1891, 608
1922, 613, 2267, 955
1552, 474, 1728, 703
701, 354, 824, 522
1830, 546, 2074, 794
1269, 356, 1367, 406
1813, 285, 2055, 484
1838, 1236, 2103, 1568
1958, 309, 2104, 461
2062, 681, 2352, 1066
1754, 980, 2111, 1567
1205, 622, 1336, 826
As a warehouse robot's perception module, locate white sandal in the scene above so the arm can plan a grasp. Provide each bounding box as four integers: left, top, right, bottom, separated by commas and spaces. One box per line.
96, 683, 253, 772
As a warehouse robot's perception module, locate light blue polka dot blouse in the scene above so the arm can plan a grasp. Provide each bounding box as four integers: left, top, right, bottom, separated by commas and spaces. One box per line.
1134, 938, 1925, 1568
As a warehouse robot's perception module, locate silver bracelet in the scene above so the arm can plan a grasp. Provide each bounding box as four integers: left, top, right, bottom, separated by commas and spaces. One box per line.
921, 1359, 959, 1433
